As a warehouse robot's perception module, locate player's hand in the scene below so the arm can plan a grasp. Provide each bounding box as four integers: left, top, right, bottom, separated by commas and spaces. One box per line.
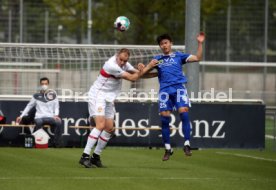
137, 63, 145, 71
197, 32, 205, 43
16, 117, 22, 124
148, 59, 159, 68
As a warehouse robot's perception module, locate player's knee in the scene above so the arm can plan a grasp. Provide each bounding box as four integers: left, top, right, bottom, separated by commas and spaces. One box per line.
105, 127, 115, 134
104, 121, 114, 133
160, 111, 171, 117
96, 124, 105, 130
34, 118, 43, 126
95, 119, 106, 130
179, 107, 189, 113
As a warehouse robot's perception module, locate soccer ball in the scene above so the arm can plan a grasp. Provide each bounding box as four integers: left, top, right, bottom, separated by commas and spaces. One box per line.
114, 16, 130, 32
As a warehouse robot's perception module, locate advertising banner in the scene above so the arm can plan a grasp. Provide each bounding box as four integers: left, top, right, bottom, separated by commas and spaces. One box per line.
0, 101, 265, 148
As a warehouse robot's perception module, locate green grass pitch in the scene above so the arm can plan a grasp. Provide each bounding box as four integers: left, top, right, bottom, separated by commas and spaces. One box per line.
0, 118, 275, 190
0, 147, 276, 190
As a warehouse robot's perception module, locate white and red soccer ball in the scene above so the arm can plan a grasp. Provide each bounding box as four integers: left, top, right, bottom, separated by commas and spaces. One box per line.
114, 16, 130, 32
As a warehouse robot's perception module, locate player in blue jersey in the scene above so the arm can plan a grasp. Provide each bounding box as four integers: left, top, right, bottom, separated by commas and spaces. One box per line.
140, 32, 205, 161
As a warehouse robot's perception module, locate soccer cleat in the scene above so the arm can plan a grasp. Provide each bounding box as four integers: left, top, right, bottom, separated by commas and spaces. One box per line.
91, 153, 104, 168
183, 145, 192, 156
79, 156, 88, 165
162, 149, 173, 161
79, 156, 95, 168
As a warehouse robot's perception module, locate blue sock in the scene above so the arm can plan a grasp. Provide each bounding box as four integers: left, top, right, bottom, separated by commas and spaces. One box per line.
180, 112, 191, 141
161, 116, 171, 145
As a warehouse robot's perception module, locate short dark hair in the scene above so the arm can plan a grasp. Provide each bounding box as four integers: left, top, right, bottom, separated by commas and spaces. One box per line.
156, 34, 172, 45
40, 77, 49, 84
118, 48, 130, 57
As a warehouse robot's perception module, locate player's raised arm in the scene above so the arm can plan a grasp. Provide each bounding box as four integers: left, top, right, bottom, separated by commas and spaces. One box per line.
187, 32, 205, 63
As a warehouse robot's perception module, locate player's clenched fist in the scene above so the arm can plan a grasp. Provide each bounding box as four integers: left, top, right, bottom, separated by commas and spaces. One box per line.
137, 63, 145, 71
197, 32, 205, 43
148, 59, 159, 68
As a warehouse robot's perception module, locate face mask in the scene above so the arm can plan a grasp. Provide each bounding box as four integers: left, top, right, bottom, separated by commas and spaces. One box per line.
40, 85, 48, 91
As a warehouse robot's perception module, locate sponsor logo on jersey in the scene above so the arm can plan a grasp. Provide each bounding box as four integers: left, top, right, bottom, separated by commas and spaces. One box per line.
158, 57, 177, 67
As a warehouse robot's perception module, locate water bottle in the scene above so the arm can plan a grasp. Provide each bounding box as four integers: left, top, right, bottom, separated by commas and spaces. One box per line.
30, 137, 33, 148
25, 137, 28, 148
27, 137, 30, 148
24, 135, 33, 148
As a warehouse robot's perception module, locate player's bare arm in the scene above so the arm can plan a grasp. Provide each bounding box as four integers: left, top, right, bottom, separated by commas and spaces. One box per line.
125, 68, 156, 79
137, 63, 158, 78
138, 60, 159, 78
126, 70, 138, 74
121, 70, 141, 82
142, 72, 158, 78
187, 32, 205, 63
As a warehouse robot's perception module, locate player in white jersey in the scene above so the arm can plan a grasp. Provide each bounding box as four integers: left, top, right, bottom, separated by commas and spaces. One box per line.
79, 48, 156, 168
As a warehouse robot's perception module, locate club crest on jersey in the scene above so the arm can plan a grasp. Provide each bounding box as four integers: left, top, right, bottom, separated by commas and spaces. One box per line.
97, 107, 103, 113
170, 53, 176, 57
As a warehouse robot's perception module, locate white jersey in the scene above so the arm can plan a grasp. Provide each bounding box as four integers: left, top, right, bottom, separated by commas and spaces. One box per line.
88, 55, 136, 102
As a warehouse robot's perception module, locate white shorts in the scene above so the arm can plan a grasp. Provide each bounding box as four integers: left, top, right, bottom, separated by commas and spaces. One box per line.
88, 97, 115, 119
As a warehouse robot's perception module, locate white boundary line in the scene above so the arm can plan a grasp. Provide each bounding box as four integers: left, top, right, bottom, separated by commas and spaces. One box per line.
0, 176, 266, 181
216, 152, 276, 162
0, 176, 215, 180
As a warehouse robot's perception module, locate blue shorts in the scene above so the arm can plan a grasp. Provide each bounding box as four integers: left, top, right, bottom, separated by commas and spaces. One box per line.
158, 84, 191, 112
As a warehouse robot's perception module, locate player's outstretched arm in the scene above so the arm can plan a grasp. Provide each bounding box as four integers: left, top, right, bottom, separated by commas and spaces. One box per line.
121, 60, 159, 81
121, 71, 141, 82
187, 32, 205, 63
142, 72, 158, 78
139, 60, 159, 78
137, 63, 158, 78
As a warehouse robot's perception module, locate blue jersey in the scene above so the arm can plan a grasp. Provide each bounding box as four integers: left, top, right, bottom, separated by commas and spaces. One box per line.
153, 51, 191, 91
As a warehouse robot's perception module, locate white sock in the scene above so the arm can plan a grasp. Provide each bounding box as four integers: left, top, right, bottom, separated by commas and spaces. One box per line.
83, 128, 102, 155
165, 143, 171, 150
184, 140, 190, 146
94, 130, 112, 155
